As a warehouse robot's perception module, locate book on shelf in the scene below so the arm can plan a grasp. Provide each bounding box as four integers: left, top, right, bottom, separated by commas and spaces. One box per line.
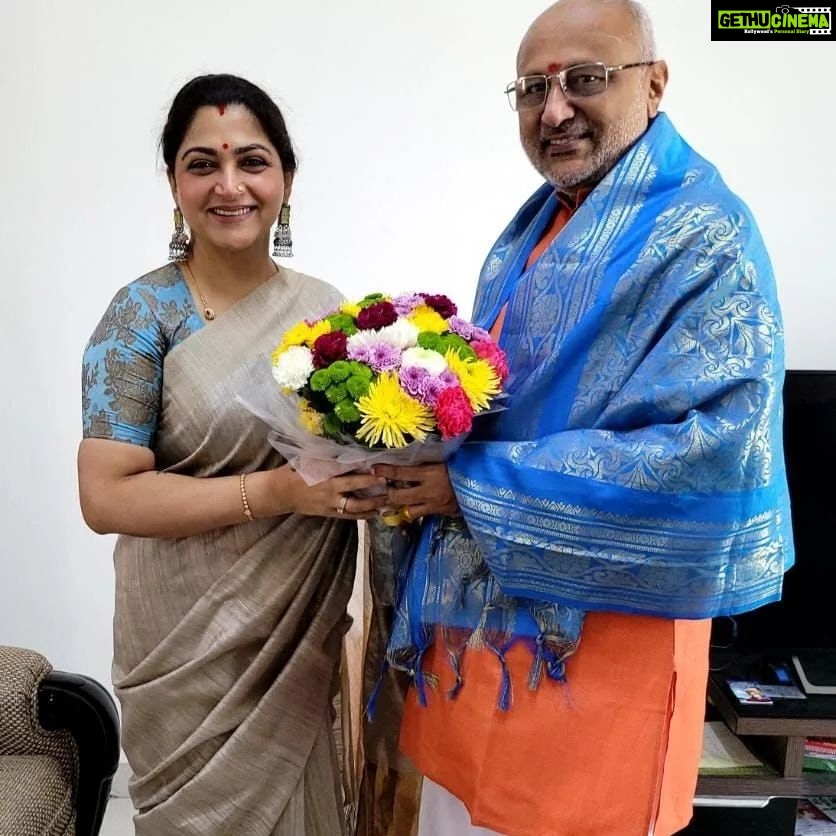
805, 738, 836, 773
699, 721, 770, 775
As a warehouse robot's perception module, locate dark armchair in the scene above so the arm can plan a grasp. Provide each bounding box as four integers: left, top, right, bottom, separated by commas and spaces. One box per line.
0, 646, 120, 836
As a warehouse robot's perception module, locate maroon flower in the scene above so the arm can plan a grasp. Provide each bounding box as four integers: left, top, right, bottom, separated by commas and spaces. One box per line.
356, 300, 398, 330
421, 294, 458, 319
312, 331, 348, 368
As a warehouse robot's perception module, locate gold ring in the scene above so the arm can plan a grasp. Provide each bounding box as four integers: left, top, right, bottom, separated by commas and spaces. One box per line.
337, 495, 349, 515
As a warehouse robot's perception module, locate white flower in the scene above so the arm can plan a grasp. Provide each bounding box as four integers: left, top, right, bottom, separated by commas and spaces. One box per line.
272, 345, 314, 390
401, 346, 448, 375
346, 329, 381, 354
347, 318, 420, 354
377, 318, 420, 349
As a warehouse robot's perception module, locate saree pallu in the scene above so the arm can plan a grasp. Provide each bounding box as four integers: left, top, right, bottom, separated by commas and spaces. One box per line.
386, 112, 794, 700
113, 271, 357, 835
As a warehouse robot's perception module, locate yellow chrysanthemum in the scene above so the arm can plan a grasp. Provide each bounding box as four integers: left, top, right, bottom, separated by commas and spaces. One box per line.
339, 301, 362, 317
408, 305, 448, 334
299, 401, 324, 435
444, 350, 500, 412
273, 319, 332, 359
356, 373, 435, 448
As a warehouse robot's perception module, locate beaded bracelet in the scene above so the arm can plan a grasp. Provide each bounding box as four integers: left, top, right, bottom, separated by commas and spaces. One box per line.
240, 474, 254, 522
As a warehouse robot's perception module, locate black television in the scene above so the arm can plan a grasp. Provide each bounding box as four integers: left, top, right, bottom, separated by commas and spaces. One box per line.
712, 369, 836, 651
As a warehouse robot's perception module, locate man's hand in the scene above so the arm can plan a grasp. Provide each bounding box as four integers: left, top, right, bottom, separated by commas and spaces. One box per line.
372, 463, 461, 521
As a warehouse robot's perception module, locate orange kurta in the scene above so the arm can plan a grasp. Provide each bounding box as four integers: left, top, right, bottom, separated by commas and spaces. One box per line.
398, 194, 712, 836
401, 616, 710, 836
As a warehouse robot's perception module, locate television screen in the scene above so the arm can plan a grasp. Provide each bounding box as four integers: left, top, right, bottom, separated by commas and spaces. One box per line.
712, 370, 836, 651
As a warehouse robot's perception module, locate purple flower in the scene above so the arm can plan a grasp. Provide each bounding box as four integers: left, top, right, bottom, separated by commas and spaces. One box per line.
367, 342, 402, 372
347, 345, 371, 364
399, 365, 429, 397
471, 326, 491, 342
447, 316, 492, 343
416, 375, 450, 407
393, 293, 424, 316
399, 366, 457, 407
440, 369, 459, 387
448, 316, 477, 340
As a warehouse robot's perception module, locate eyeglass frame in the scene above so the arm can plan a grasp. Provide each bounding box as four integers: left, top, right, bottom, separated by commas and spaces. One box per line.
505, 61, 656, 111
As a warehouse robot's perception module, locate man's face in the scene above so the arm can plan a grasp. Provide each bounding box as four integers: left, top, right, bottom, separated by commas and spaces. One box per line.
516, 2, 666, 192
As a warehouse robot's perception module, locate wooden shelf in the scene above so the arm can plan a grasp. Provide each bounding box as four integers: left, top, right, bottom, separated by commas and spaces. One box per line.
702, 652, 836, 800
710, 676, 836, 739
697, 772, 836, 798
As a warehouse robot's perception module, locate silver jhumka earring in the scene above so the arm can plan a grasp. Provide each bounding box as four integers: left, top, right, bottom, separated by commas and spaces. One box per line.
168, 207, 190, 262
272, 204, 293, 258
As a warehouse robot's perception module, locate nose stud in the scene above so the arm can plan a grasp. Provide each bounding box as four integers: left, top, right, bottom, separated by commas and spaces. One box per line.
236, 185, 245, 193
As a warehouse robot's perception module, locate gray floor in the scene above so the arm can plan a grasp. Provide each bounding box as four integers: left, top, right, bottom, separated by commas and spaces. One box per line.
100, 797, 135, 836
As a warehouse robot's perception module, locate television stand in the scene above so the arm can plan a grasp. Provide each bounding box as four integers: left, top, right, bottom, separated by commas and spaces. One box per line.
678, 651, 836, 835
698, 651, 836, 796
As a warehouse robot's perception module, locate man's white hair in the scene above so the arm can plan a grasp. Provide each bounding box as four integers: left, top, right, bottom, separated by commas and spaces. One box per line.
623, 0, 657, 61
524, 0, 658, 62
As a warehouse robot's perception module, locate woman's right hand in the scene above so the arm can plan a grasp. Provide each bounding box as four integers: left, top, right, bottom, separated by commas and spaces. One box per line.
263, 465, 389, 520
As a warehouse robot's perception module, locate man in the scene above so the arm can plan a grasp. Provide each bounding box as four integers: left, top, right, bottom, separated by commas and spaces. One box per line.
372, 1, 793, 834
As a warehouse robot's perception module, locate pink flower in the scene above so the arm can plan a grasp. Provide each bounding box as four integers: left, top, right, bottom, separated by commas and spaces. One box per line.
357, 301, 398, 330
312, 331, 348, 369
472, 340, 510, 382
435, 386, 474, 439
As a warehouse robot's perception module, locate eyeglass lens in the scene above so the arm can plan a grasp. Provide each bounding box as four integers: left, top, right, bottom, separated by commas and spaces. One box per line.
513, 64, 609, 109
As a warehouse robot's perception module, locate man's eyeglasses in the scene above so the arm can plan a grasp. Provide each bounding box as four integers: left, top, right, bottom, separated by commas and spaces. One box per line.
505, 61, 655, 111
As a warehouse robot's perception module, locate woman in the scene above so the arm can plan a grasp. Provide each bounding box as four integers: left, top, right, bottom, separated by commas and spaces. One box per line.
78, 74, 386, 835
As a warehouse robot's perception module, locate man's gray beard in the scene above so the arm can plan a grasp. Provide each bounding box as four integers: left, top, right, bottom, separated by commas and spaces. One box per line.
525, 106, 647, 191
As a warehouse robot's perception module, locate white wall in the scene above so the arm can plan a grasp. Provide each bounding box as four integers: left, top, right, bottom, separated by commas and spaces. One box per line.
0, 0, 833, 695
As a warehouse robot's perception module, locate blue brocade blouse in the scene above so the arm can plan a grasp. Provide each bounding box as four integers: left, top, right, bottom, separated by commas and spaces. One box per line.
81, 264, 204, 447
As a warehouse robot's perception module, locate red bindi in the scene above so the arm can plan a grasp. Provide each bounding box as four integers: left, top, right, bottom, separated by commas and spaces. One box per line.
547, 63, 561, 73
222, 143, 229, 150
218, 104, 226, 116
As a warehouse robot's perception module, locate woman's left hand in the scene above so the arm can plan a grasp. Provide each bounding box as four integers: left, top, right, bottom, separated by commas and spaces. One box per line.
372, 463, 460, 521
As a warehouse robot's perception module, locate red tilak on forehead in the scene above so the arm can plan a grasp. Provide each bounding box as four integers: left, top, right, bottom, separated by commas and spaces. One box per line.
547, 62, 562, 73
222, 143, 229, 150
218, 104, 226, 116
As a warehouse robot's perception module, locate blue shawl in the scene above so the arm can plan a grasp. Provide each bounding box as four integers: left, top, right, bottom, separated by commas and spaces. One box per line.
383, 113, 794, 709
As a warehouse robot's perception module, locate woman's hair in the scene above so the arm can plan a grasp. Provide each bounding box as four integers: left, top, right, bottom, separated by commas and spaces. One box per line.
160, 74, 297, 175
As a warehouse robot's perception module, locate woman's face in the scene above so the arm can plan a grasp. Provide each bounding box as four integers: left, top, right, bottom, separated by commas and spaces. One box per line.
169, 104, 290, 256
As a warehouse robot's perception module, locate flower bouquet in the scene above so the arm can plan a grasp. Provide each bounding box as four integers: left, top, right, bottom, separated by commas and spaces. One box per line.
237, 291, 508, 513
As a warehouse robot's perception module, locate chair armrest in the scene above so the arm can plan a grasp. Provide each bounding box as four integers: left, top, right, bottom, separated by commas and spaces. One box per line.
0, 645, 53, 752
38, 670, 121, 836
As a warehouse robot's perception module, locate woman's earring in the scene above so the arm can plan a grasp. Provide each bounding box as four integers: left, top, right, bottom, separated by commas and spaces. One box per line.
168, 208, 190, 262
272, 204, 293, 258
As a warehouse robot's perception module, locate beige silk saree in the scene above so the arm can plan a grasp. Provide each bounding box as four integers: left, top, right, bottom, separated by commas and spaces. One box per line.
112, 268, 357, 835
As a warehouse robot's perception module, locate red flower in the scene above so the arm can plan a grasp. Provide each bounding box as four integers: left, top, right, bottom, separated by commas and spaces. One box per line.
356, 301, 398, 330
472, 339, 510, 382
312, 331, 348, 368
435, 386, 474, 439
421, 294, 457, 319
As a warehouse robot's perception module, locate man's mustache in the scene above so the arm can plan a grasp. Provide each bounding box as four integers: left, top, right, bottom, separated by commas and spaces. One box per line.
540, 120, 594, 141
